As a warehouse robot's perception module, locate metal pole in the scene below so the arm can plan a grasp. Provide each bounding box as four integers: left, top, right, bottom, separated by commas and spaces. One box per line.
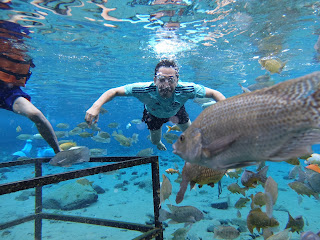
151, 157, 163, 240
34, 159, 43, 240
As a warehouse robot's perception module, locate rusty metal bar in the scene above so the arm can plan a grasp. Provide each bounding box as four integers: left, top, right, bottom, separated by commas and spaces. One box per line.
34, 159, 43, 240
0, 156, 163, 240
0, 157, 155, 195
0, 215, 35, 230
150, 157, 163, 240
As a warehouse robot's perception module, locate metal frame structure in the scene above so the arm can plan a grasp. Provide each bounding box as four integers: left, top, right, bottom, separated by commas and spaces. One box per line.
0, 156, 163, 240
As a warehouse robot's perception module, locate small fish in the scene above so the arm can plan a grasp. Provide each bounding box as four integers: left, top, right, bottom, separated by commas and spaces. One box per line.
165, 168, 180, 174
176, 162, 225, 204
16, 126, 22, 132
234, 197, 250, 209
108, 122, 119, 128
166, 125, 181, 133
214, 225, 240, 239
89, 123, 101, 132
69, 127, 82, 136
59, 142, 77, 151
91, 135, 111, 143
288, 181, 319, 199
171, 225, 191, 240
79, 132, 94, 138
126, 123, 132, 129
77, 122, 89, 129
159, 204, 204, 225
89, 148, 107, 156
227, 183, 247, 196
97, 131, 111, 139
16, 134, 33, 141
226, 168, 243, 178
112, 131, 133, 147
259, 57, 286, 74
241, 166, 268, 188
137, 148, 154, 157
49, 146, 90, 167
160, 174, 172, 205
251, 192, 267, 208
56, 123, 70, 129
173, 72, 320, 170
76, 178, 93, 186
305, 164, 320, 173
285, 212, 304, 233
246, 208, 279, 234
55, 131, 68, 138
163, 132, 179, 144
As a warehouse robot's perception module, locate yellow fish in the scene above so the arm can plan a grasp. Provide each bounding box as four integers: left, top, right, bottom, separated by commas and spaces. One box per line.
165, 168, 179, 174
166, 125, 181, 133
259, 57, 286, 74
59, 142, 77, 151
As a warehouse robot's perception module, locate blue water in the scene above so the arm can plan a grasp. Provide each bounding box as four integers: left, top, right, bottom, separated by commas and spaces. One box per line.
1, 0, 320, 239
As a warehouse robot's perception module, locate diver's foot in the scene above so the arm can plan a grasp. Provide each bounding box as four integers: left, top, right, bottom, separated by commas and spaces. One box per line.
156, 142, 167, 151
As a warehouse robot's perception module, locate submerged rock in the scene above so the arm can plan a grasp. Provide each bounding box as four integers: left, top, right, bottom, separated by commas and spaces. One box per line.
43, 181, 98, 210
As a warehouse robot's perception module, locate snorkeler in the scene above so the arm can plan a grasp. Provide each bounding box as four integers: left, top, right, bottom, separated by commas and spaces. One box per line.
85, 59, 226, 150
0, 12, 88, 164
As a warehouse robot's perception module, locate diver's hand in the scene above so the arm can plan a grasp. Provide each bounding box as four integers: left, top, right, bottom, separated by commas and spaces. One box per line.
85, 106, 100, 126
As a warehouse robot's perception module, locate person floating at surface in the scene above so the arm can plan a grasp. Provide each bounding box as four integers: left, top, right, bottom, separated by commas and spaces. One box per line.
0, 19, 63, 155
85, 59, 226, 151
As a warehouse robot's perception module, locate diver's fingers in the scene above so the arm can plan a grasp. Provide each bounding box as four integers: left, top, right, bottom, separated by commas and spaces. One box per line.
85, 113, 94, 126
94, 114, 99, 124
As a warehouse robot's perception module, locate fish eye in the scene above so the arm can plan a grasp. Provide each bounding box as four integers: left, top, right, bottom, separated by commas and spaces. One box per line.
179, 135, 185, 142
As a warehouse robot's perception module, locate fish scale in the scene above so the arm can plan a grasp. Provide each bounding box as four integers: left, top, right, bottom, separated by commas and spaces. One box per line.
173, 72, 320, 169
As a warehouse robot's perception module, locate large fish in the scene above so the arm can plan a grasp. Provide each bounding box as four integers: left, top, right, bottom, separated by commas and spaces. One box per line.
173, 72, 320, 170
49, 146, 90, 167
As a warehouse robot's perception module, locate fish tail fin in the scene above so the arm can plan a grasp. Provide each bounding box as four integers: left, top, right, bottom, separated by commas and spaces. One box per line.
265, 192, 273, 218
258, 166, 269, 183
166, 126, 172, 133
240, 188, 246, 197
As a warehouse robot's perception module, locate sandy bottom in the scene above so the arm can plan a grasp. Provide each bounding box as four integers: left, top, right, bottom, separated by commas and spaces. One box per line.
0, 159, 319, 240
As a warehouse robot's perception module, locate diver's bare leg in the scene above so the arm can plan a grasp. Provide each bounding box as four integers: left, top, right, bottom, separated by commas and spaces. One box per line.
13, 97, 60, 154
177, 119, 191, 132
150, 129, 167, 151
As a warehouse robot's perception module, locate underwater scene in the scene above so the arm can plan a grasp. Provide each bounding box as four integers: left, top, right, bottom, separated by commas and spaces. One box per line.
1, 0, 320, 239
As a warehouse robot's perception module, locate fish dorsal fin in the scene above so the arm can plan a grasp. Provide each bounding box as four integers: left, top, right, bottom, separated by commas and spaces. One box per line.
167, 204, 177, 212
202, 134, 239, 159
254, 71, 320, 101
